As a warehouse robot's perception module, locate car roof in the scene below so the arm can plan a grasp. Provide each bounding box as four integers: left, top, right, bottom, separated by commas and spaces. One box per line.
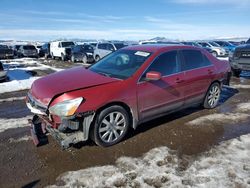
123, 44, 201, 53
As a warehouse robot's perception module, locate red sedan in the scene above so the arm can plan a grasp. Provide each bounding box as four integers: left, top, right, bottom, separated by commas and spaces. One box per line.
26, 45, 231, 148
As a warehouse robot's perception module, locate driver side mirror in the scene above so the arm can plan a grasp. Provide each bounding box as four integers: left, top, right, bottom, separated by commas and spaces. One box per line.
145, 71, 162, 81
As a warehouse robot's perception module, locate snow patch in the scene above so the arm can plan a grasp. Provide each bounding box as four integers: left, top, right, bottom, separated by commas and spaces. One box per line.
8, 135, 31, 143
48, 134, 250, 188
0, 96, 26, 103
0, 116, 32, 133
237, 102, 250, 112
231, 84, 250, 89
187, 113, 249, 126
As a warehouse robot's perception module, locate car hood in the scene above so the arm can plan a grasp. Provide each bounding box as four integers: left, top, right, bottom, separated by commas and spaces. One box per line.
235, 44, 250, 51
30, 67, 118, 106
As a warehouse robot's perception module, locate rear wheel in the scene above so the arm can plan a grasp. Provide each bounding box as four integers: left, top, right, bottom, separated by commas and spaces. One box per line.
91, 105, 130, 147
61, 53, 65, 61
203, 82, 221, 109
232, 68, 241, 77
82, 54, 87, 64
95, 55, 100, 62
71, 55, 75, 62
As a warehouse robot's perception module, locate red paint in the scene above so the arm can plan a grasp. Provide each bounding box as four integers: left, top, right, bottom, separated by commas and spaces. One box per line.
28, 45, 231, 126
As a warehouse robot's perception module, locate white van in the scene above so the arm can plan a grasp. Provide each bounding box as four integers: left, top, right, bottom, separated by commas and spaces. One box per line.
50, 41, 75, 61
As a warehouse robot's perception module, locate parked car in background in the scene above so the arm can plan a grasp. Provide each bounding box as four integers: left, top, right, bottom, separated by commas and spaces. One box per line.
0, 61, 7, 81
27, 45, 230, 148
13, 45, 21, 57
229, 38, 250, 77
93, 42, 127, 61
50, 41, 75, 61
70, 44, 94, 64
198, 41, 228, 57
39, 43, 51, 58
17, 45, 38, 58
182, 41, 213, 54
229, 41, 246, 46
214, 41, 236, 52
0, 45, 14, 59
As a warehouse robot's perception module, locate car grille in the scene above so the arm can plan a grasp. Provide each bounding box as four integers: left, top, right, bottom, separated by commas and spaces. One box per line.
240, 51, 250, 58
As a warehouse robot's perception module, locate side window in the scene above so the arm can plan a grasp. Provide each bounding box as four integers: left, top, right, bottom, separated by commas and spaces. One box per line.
146, 51, 180, 76
58, 43, 61, 48
98, 44, 106, 50
107, 44, 115, 51
181, 50, 211, 71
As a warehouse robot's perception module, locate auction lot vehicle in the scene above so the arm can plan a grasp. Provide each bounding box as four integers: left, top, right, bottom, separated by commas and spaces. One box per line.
50, 41, 75, 61
17, 45, 38, 58
0, 61, 7, 81
198, 41, 228, 57
214, 41, 236, 52
229, 38, 250, 77
70, 44, 94, 64
182, 41, 213, 54
39, 43, 50, 58
26, 45, 231, 148
93, 42, 127, 61
0, 45, 14, 59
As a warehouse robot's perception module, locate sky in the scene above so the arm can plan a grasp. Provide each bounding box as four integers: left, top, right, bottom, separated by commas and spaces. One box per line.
0, 0, 250, 41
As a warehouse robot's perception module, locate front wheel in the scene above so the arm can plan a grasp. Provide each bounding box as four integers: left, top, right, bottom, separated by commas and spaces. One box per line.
203, 82, 221, 109
91, 106, 130, 147
212, 51, 218, 57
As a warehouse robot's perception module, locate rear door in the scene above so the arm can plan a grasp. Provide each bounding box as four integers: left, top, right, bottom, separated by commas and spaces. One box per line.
180, 49, 215, 105
137, 50, 185, 121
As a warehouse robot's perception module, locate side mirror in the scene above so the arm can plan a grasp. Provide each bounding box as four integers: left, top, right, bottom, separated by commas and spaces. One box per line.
145, 71, 162, 81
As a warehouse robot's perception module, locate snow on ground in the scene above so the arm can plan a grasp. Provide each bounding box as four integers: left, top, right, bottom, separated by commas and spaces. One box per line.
0, 116, 32, 133
0, 96, 26, 103
48, 134, 250, 188
0, 58, 62, 94
8, 135, 31, 143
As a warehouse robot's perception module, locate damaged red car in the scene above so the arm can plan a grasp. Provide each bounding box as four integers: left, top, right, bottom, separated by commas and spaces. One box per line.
26, 45, 231, 148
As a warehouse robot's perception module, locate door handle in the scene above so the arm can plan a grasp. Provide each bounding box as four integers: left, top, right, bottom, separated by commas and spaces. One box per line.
208, 69, 213, 74
176, 78, 184, 83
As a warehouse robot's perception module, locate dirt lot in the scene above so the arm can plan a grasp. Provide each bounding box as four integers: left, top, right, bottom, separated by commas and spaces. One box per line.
0, 58, 250, 187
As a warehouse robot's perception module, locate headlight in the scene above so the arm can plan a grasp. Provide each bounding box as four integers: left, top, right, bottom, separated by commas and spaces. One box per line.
49, 97, 83, 117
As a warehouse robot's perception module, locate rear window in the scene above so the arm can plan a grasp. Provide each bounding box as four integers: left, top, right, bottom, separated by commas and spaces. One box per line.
23, 45, 36, 50
61, 42, 74, 47
181, 50, 212, 71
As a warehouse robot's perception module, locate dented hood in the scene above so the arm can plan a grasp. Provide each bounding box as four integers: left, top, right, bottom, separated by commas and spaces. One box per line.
30, 66, 118, 105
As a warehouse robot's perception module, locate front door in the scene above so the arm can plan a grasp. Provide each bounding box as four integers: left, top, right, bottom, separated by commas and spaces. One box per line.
137, 50, 185, 121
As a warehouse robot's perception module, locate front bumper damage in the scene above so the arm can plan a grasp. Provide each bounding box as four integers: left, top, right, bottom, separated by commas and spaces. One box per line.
29, 112, 95, 149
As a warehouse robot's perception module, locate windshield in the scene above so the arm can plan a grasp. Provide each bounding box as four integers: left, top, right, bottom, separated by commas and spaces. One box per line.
23, 45, 36, 50
61, 42, 75, 47
114, 43, 127, 50
209, 42, 220, 47
89, 50, 152, 80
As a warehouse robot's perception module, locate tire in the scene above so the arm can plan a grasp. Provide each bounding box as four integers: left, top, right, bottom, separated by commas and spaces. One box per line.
61, 53, 65, 61
203, 82, 221, 109
212, 51, 218, 57
71, 55, 75, 62
232, 68, 241, 77
95, 55, 100, 62
91, 105, 130, 147
82, 54, 87, 64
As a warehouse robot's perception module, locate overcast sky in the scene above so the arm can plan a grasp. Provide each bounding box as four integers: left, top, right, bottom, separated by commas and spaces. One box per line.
0, 0, 250, 41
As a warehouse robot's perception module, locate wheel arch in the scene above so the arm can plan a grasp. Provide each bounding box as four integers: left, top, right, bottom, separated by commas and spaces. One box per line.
94, 101, 137, 129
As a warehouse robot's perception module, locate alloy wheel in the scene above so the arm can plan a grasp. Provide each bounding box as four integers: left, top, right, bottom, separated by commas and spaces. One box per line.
98, 111, 126, 143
